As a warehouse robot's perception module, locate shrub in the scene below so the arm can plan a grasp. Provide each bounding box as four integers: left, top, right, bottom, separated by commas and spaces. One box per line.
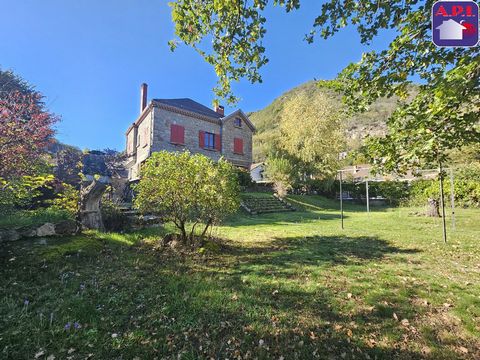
134, 151, 240, 245
235, 167, 254, 188
406, 177, 480, 208
49, 183, 79, 216
0, 175, 54, 214
264, 157, 295, 198
371, 181, 410, 205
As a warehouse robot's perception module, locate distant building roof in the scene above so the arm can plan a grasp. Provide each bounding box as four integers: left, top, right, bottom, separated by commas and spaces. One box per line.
250, 162, 264, 171
153, 98, 222, 119
340, 164, 439, 182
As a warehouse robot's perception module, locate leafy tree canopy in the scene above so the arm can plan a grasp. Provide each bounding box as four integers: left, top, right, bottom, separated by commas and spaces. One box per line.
169, 0, 479, 172
134, 151, 240, 245
264, 88, 344, 195
0, 67, 34, 96
0, 69, 58, 179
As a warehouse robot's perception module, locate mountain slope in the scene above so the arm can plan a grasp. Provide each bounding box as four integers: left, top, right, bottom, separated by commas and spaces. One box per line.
249, 81, 400, 162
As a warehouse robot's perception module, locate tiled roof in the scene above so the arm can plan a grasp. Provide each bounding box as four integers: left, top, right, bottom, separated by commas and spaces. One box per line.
152, 98, 222, 119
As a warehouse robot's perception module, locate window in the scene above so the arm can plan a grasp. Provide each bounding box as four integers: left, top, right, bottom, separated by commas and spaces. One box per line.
142, 127, 149, 147
234, 118, 242, 127
170, 124, 185, 144
233, 138, 244, 154
199, 131, 221, 151
204, 132, 215, 149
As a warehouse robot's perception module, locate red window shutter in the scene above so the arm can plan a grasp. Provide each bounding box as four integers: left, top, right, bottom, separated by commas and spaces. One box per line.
178, 125, 184, 144
199, 130, 205, 148
215, 134, 221, 151
234, 138, 243, 154
170, 124, 184, 144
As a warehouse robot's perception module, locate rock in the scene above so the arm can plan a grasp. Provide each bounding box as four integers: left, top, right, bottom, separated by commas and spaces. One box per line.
54, 220, 78, 235
36, 223, 56, 237
0, 229, 20, 242
426, 198, 440, 217
169, 240, 180, 249
17, 227, 37, 238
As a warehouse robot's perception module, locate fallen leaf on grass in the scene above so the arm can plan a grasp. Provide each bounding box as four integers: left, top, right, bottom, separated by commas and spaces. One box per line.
367, 338, 376, 348
34, 350, 45, 359
422, 346, 431, 354
393, 312, 398, 321
458, 346, 468, 354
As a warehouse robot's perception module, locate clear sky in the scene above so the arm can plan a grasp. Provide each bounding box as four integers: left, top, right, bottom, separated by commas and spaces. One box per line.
0, 0, 394, 151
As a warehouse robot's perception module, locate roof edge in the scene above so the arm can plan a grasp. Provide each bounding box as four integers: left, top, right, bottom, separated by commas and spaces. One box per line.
126, 103, 154, 135
222, 109, 256, 132
152, 101, 222, 125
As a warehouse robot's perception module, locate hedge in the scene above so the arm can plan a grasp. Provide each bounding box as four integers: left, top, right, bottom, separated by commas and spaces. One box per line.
301, 178, 480, 208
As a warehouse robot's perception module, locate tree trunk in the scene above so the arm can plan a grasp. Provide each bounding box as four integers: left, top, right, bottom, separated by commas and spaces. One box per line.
426, 198, 440, 217
80, 179, 108, 230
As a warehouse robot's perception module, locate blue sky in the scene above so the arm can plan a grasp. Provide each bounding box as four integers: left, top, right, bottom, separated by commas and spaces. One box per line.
1, 0, 394, 151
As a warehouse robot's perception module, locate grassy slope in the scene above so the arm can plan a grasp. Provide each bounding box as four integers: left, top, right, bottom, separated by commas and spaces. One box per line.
1, 195, 479, 359
249, 81, 400, 161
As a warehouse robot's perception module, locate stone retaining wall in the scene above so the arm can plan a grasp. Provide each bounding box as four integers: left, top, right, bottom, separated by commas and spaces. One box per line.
0, 220, 78, 243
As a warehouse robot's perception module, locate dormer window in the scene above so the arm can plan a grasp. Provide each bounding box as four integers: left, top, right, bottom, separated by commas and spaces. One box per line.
234, 118, 242, 127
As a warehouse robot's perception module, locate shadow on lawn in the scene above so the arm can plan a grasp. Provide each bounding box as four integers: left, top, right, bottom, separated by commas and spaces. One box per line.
2, 233, 465, 360
221, 234, 420, 270
129, 236, 435, 359
224, 210, 347, 227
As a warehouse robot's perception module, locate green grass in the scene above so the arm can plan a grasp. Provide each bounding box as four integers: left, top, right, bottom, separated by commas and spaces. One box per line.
1, 195, 479, 359
0, 208, 71, 230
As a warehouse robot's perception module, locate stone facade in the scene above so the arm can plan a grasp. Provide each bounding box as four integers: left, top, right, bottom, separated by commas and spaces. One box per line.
126, 97, 255, 181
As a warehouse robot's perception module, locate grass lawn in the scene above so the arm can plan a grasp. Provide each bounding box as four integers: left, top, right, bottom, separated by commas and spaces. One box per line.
0, 208, 71, 230
1, 195, 479, 359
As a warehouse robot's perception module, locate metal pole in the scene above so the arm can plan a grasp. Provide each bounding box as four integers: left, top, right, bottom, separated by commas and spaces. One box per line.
339, 171, 344, 229
450, 168, 456, 231
439, 165, 447, 243
366, 179, 370, 214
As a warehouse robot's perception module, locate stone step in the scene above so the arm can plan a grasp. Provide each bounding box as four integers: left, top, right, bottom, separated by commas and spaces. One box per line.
241, 195, 296, 215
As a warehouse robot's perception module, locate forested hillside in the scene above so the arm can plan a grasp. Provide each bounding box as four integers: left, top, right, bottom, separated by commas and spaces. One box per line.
249, 81, 400, 162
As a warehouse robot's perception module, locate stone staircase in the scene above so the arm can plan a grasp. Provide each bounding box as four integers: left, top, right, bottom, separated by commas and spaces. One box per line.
118, 203, 161, 227
241, 195, 296, 215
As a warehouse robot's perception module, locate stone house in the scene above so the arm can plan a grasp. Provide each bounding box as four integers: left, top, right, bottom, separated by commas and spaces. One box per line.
125, 84, 255, 181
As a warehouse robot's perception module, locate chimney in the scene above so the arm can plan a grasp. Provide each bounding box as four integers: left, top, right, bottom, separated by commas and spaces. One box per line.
214, 104, 224, 116
140, 83, 148, 113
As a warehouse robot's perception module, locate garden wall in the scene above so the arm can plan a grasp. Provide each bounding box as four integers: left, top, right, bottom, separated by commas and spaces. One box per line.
0, 220, 78, 243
